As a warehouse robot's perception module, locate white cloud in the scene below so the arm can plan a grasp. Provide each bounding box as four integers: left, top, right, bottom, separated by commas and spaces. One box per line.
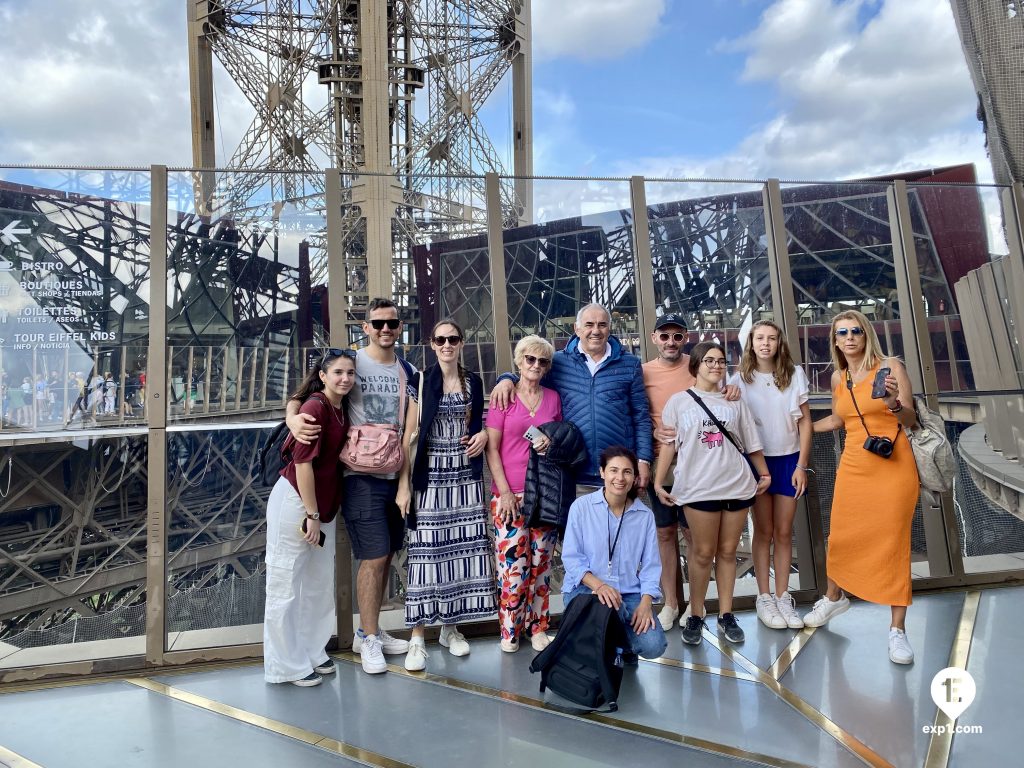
533, 0, 668, 60
614, 0, 989, 184
0, 1, 193, 166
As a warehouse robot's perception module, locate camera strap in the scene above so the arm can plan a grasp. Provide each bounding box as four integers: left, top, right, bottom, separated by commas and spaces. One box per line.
845, 370, 899, 443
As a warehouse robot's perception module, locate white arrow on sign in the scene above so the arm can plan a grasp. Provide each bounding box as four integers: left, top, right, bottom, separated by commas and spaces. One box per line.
0, 220, 33, 246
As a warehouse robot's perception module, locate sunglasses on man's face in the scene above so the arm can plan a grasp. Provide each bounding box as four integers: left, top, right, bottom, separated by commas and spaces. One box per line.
432, 335, 463, 347
369, 318, 401, 330
835, 327, 865, 338
658, 332, 685, 343
523, 354, 551, 368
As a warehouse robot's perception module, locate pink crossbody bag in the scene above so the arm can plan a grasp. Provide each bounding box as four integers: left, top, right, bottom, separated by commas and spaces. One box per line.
339, 363, 409, 474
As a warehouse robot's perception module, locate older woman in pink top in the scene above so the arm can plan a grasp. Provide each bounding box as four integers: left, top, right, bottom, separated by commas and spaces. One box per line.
485, 335, 562, 653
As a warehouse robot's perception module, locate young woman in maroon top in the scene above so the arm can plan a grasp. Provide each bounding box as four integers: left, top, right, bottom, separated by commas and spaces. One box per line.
264, 349, 355, 687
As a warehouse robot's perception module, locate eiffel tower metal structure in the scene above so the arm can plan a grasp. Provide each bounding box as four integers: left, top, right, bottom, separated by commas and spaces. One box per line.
186, 0, 532, 342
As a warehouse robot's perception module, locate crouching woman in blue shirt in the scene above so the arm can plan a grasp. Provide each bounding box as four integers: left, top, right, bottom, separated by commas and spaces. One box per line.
562, 446, 667, 660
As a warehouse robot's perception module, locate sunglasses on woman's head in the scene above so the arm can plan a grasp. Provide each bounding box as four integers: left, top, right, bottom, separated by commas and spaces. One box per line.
432, 335, 462, 346
835, 327, 864, 337
523, 354, 551, 368
658, 332, 686, 342
320, 348, 356, 367
369, 318, 401, 330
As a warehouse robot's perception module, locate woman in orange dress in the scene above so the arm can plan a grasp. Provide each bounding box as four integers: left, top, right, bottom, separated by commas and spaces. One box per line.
806, 310, 920, 664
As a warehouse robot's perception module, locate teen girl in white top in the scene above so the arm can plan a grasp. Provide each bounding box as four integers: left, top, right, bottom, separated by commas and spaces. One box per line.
728, 321, 811, 631
653, 341, 771, 647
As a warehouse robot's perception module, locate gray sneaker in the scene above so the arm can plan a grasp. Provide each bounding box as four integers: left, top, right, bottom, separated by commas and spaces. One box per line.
681, 615, 706, 646
717, 613, 745, 644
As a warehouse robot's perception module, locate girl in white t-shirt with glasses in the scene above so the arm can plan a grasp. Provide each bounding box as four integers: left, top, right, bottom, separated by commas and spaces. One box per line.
653, 341, 771, 647
729, 321, 811, 631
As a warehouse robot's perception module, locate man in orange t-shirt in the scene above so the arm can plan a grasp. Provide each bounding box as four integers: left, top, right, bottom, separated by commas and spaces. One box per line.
642, 314, 695, 630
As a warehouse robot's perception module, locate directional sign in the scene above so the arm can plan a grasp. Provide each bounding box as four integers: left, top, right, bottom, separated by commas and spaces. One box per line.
0, 220, 32, 246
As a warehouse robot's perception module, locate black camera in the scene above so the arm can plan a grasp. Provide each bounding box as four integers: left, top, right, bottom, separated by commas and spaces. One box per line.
863, 435, 895, 458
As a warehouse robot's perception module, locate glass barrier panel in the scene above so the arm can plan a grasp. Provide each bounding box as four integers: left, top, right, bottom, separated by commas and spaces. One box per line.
644, 180, 770, 357
905, 183, 1011, 393
0, 433, 148, 668
0, 169, 152, 434
164, 425, 269, 651
165, 169, 329, 649
782, 181, 898, 395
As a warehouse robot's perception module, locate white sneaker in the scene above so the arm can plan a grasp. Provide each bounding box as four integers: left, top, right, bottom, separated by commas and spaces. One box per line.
756, 594, 787, 629
775, 592, 805, 629
530, 632, 552, 652
359, 633, 387, 674
803, 594, 850, 628
439, 625, 470, 656
657, 604, 680, 631
888, 628, 914, 664
500, 637, 519, 653
354, 628, 409, 655
404, 638, 428, 671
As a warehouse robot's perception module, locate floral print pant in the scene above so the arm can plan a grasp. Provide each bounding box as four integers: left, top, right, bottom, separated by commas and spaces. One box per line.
491, 495, 557, 641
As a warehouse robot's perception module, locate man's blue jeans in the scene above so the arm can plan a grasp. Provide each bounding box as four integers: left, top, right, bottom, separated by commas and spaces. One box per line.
565, 586, 667, 659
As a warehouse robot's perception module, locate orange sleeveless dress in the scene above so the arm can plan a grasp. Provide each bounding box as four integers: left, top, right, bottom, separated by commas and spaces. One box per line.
827, 365, 919, 606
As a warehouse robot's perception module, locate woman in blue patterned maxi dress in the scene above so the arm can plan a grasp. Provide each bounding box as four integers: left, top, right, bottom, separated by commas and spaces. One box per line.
397, 319, 496, 671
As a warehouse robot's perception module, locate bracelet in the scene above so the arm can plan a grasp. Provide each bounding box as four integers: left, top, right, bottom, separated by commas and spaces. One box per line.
759, 473, 771, 478
887, 399, 904, 414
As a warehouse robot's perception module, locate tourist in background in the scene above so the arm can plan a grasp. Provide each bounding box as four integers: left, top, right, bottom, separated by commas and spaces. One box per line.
397, 319, 495, 671
807, 310, 919, 665
485, 335, 561, 653
654, 342, 770, 647
729, 321, 811, 631
264, 348, 355, 687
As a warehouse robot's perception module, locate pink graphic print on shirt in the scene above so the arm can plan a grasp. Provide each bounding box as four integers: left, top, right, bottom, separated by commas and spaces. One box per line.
701, 430, 724, 449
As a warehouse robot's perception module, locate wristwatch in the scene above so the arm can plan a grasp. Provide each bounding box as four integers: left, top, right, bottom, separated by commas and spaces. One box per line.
306, 512, 320, 520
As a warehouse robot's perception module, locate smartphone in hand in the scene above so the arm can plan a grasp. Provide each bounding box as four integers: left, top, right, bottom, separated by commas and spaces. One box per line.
523, 425, 543, 443
300, 518, 327, 547
871, 367, 891, 399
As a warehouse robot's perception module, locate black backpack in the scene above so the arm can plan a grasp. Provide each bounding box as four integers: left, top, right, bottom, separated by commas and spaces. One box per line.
529, 594, 629, 711
257, 421, 295, 487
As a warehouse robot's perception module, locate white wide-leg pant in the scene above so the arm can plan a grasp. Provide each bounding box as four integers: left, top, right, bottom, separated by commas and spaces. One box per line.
263, 477, 337, 683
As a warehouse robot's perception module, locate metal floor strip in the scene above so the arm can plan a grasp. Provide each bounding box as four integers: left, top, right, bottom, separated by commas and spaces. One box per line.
924, 590, 981, 768
336, 652, 812, 768
702, 631, 894, 768
124, 677, 413, 768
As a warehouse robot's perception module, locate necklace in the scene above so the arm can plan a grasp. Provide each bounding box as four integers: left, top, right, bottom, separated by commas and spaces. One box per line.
517, 387, 543, 417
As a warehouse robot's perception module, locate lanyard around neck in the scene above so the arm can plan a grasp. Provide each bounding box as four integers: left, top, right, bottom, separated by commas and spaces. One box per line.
605, 498, 627, 574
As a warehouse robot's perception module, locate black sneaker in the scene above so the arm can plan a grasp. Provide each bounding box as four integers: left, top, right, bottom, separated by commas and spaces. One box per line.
717, 613, 745, 644
314, 658, 336, 675
291, 671, 323, 687
681, 615, 706, 645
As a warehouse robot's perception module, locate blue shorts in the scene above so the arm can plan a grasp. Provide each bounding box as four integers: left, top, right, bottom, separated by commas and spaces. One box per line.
764, 452, 800, 497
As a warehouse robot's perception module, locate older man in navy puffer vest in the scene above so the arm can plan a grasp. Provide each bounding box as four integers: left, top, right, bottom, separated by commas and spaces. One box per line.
492, 303, 653, 488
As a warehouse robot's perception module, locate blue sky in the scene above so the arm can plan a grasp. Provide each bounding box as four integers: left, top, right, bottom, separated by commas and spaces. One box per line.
0, 0, 987, 184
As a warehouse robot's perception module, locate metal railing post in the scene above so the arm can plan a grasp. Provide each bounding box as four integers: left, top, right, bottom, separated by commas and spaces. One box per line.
486, 172, 513, 377
145, 165, 169, 664
629, 176, 657, 363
